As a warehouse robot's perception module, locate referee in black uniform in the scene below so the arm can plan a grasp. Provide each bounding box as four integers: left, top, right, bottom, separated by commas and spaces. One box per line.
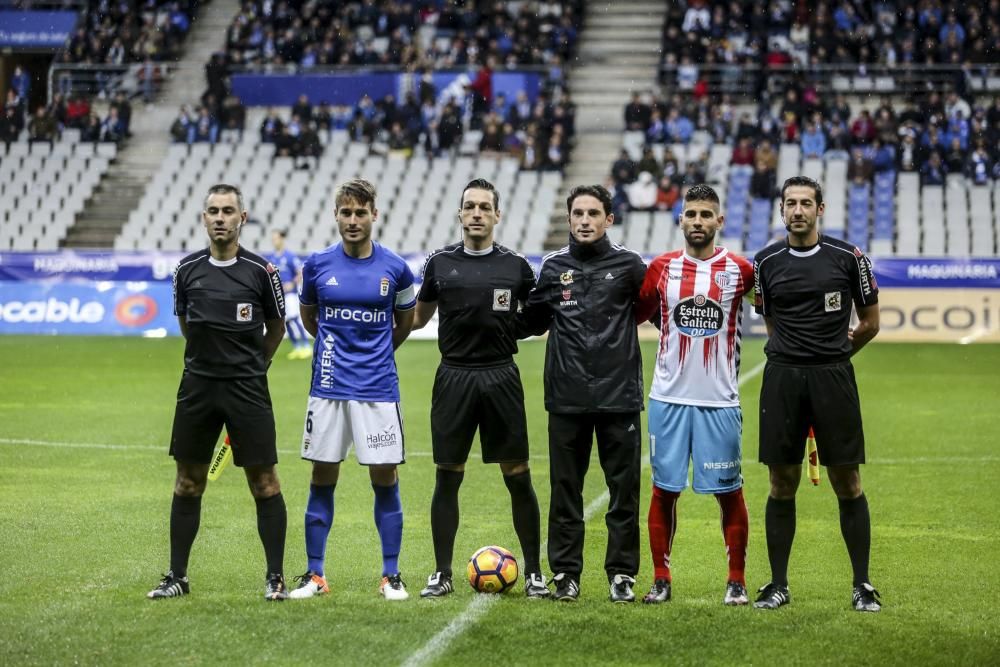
752, 176, 882, 612
147, 184, 290, 601
518, 184, 647, 603
413, 178, 550, 599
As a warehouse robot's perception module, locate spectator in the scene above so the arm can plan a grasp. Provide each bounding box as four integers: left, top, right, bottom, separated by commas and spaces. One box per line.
220, 95, 246, 138
65, 95, 90, 129
259, 108, 284, 143
756, 139, 778, 172
520, 135, 543, 170
966, 142, 992, 185
665, 108, 694, 144
655, 176, 681, 211
945, 91, 972, 122
170, 105, 193, 143
646, 110, 667, 144
437, 100, 463, 153
661, 147, 680, 182
626, 171, 658, 211
847, 146, 874, 183
749, 157, 775, 199
479, 120, 504, 154
28, 106, 57, 144
10, 65, 29, 115
100, 107, 125, 143
193, 106, 218, 143
872, 139, 897, 173
625, 92, 651, 131
81, 112, 102, 142
801, 121, 827, 159
0, 106, 21, 147
731, 136, 755, 166
898, 130, 922, 172
111, 92, 132, 137
944, 137, 966, 173
611, 149, 637, 186
291, 94, 313, 124
546, 132, 567, 171
921, 151, 947, 185
850, 110, 877, 146
637, 146, 662, 180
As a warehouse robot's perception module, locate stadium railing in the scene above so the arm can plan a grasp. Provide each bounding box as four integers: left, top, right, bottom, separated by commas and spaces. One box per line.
658, 64, 1000, 98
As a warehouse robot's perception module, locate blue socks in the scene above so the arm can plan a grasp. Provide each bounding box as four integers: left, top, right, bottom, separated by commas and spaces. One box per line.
373, 482, 403, 576
304, 484, 335, 576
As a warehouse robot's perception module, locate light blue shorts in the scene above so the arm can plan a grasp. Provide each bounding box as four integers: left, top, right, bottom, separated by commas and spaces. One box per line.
648, 400, 743, 494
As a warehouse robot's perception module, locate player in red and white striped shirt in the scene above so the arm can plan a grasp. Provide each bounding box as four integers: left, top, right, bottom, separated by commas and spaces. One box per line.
634, 184, 754, 605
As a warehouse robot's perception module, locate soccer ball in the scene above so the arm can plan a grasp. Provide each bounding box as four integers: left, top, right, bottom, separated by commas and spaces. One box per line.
467, 545, 519, 594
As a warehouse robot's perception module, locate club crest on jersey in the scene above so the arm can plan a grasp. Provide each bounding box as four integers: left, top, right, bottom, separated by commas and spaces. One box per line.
493, 289, 511, 311
559, 270, 574, 285
379, 277, 390, 296
825, 291, 842, 312
714, 272, 731, 288
672, 294, 724, 337
237, 303, 253, 321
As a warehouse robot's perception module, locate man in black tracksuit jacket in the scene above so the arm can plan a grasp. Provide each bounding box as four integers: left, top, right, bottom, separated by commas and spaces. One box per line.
518, 184, 647, 603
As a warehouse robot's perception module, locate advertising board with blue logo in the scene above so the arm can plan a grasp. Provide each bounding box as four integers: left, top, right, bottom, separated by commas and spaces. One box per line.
1, 252, 998, 342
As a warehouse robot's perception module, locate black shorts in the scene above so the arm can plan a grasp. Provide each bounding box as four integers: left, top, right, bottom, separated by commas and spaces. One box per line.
169, 372, 278, 467
758, 360, 865, 467
430, 362, 530, 465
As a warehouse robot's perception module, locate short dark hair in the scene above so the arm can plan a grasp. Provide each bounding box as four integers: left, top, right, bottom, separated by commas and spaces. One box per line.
683, 183, 720, 207
334, 178, 377, 209
780, 176, 823, 206
204, 183, 244, 211
461, 178, 500, 210
566, 184, 613, 216
272, 228, 287, 238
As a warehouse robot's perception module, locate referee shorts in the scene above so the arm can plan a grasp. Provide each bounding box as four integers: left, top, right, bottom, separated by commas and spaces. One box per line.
430, 361, 530, 465
169, 371, 278, 467
758, 360, 865, 467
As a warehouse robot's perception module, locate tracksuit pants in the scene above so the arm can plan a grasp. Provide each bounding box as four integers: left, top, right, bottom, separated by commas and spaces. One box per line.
546, 411, 641, 581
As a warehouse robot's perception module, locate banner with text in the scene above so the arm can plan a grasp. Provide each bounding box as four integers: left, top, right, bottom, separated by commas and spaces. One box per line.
1, 253, 998, 341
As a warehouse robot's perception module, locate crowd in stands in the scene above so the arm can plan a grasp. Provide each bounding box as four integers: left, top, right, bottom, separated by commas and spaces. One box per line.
170, 79, 576, 172
223, 0, 583, 70
2, 64, 133, 147
57, 0, 200, 65
661, 0, 1000, 77
613, 84, 1000, 216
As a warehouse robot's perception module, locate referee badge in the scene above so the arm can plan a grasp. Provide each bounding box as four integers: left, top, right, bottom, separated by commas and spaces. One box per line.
493, 289, 512, 311
825, 291, 842, 312
380, 277, 390, 296
237, 303, 253, 321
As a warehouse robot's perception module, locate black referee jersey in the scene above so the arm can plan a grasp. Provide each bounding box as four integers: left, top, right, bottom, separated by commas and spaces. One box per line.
173, 247, 286, 378
753, 234, 878, 364
418, 242, 536, 366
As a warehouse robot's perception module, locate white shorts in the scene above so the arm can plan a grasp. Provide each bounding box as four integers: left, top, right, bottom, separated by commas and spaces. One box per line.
301, 397, 405, 465
285, 292, 301, 322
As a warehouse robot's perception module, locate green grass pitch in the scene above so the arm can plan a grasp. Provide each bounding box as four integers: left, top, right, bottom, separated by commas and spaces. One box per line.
1, 336, 998, 665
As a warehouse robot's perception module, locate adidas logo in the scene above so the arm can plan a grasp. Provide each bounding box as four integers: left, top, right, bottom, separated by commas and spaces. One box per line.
325, 276, 339, 286
449, 269, 459, 276
627, 423, 636, 432
605, 273, 614, 280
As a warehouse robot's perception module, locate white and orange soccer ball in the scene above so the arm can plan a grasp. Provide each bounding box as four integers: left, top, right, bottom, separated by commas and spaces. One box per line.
466, 545, 519, 594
